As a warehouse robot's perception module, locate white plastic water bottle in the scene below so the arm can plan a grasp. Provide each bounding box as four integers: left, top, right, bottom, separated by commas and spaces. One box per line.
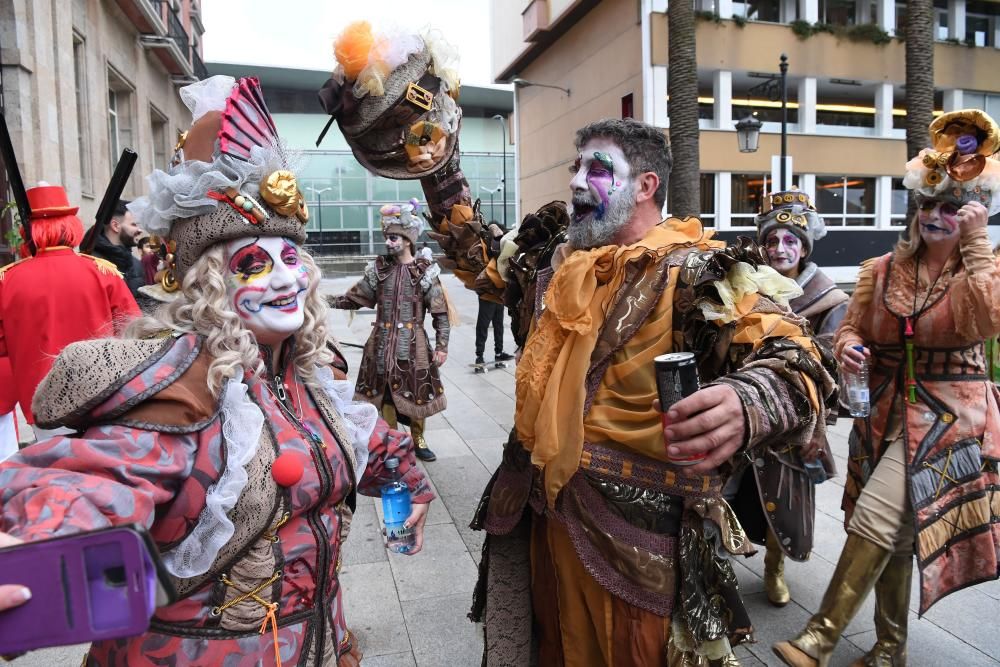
844, 344, 870, 418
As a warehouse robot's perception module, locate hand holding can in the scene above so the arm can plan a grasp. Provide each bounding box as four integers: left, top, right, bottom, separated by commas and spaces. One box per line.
654, 353, 707, 465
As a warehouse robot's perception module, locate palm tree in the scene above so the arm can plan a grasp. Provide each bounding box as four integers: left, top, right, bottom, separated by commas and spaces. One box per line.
904, 0, 934, 221
667, 0, 700, 218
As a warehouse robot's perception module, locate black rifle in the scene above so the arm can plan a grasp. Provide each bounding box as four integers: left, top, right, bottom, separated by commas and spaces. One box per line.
0, 109, 33, 255
82, 148, 138, 254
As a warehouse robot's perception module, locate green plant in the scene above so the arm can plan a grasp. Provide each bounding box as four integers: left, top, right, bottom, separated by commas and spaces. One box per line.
790, 19, 813, 40
846, 23, 892, 45
694, 10, 723, 24
944, 36, 961, 45
732, 14, 747, 27
812, 22, 836, 35
1, 202, 23, 252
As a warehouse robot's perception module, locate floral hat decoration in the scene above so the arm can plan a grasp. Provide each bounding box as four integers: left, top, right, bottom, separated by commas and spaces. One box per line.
380, 198, 424, 248
902, 108, 1000, 216
315, 22, 461, 180
129, 76, 309, 287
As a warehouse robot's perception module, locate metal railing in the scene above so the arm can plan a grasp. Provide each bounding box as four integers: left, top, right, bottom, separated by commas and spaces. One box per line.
167, 7, 189, 64
192, 49, 208, 80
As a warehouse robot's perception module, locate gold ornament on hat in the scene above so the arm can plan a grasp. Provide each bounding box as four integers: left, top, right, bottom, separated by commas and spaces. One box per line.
925, 170, 944, 186
260, 170, 310, 225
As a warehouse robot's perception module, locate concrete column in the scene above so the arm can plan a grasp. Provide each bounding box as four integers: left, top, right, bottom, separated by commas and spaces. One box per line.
877, 0, 896, 35
993, 14, 1000, 50
652, 66, 668, 128
949, 0, 966, 41
943, 89, 964, 111
798, 77, 817, 134
717, 172, 732, 230
717, 0, 733, 20
875, 83, 894, 137
800, 173, 817, 205
876, 175, 894, 228
713, 70, 733, 129
800, 0, 818, 24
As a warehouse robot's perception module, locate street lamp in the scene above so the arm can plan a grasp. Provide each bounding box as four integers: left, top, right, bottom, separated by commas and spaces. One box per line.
306, 186, 332, 255
735, 114, 763, 153
735, 53, 790, 190
491, 114, 508, 228
511, 78, 570, 96
480, 183, 501, 222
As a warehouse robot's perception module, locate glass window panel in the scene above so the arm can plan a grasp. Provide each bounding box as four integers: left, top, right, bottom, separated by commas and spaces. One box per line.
815, 176, 845, 217
340, 205, 368, 229
986, 95, 1000, 122
700, 173, 716, 225
341, 178, 367, 201
731, 173, 769, 217
890, 178, 908, 216
372, 177, 398, 202
845, 217, 876, 227
308, 204, 339, 232
844, 177, 876, 214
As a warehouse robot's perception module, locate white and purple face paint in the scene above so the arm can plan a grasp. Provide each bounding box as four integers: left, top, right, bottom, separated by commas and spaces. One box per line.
567, 139, 636, 249
917, 199, 962, 246
764, 228, 804, 277
223, 236, 311, 345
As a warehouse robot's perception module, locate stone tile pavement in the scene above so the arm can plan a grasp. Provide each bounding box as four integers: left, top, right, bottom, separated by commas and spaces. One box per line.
10, 273, 1000, 666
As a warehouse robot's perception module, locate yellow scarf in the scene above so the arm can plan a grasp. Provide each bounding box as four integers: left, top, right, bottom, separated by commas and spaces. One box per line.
514, 218, 719, 507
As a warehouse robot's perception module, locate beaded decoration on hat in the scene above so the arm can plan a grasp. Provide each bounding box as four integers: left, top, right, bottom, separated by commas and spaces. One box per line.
902, 108, 1000, 216
380, 198, 424, 247
755, 187, 827, 256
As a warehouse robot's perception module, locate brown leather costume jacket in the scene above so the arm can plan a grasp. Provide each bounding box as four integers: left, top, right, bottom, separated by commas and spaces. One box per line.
330, 255, 449, 420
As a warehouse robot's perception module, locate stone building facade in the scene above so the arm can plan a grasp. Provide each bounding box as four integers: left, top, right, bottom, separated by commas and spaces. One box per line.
0, 0, 207, 260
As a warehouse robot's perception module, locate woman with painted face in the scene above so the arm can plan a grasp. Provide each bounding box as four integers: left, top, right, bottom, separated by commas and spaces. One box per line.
327, 200, 450, 463
0, 76, 434, 666
725, 191, 847, 611
773, 110, 1000, 667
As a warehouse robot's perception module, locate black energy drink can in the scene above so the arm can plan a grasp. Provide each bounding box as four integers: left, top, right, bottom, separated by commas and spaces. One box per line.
654, 352, 705, 465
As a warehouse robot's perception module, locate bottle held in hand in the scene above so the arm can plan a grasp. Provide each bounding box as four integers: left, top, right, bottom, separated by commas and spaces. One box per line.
843, 344, 870, 418
381, 457, 415, 553
655, 352, 706, 465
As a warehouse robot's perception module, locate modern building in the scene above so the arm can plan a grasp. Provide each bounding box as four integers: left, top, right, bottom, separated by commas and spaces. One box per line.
494, 0, 1000, 277
0, 0, 207, 262
207, 63, 516, 261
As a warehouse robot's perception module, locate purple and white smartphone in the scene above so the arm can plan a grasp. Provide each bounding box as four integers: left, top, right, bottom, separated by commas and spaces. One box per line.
0, 524, 175, 653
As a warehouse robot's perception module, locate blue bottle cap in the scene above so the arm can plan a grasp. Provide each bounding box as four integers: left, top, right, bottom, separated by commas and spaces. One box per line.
852, 345, 864, 352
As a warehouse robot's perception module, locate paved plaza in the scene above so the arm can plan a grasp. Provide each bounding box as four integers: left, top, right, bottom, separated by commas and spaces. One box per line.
11, 273, 1000, 666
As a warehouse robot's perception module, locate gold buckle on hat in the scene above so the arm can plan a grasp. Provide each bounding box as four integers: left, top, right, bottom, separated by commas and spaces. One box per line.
406, 83, 433, 111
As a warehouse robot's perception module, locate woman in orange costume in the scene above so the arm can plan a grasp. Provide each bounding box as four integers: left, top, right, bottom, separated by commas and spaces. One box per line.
773, 110, 1000, 667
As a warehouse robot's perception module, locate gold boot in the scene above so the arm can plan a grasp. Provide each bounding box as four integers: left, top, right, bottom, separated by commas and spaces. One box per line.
850, 552, 912, 667
765, 529, 791, 607
411, 418, 436, 462
772, 533, 891, 667
381, 401, 398, 429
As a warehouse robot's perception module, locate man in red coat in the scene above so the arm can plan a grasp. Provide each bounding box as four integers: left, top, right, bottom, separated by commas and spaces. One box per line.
0, 184, 139, 437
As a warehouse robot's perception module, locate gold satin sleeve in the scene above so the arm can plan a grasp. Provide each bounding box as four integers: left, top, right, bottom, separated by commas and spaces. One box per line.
834, 257, 879, 361
951, 226, 1000, 341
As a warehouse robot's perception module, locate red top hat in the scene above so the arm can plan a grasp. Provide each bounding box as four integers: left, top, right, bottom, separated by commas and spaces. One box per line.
26, 185, 80, 219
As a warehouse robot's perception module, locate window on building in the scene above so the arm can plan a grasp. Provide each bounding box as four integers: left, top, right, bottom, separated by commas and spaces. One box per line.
820, 0, 857, 26
890, 178, 909, 226
621, 93, 634, 119
731, 173, 770, 227
934, 0, 949, 40
816, 176, 876, 226
963, 91, 1000, 121
966, 2, 995, 47
150, 106, 168, 170
107, 69, 134, 176
700, 173, 716, 227
733, 0, 782, 22
73, 33, 93, 195
815, 93, 876, 128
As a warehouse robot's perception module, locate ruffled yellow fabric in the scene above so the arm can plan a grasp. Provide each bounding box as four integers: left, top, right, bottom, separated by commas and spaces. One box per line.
514, 218, 719, 508
699, 263, 802, 323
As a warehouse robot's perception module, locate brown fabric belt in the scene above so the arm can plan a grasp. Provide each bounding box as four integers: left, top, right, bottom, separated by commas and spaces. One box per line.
580, 441, 723, 499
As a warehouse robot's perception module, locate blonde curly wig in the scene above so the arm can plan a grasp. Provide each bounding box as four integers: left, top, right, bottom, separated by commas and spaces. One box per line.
126, 242, 334, 395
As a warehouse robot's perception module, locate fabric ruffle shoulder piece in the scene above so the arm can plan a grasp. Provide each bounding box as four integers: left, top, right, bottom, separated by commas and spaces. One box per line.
161, 377, 263, 578
31, 335, 195, 430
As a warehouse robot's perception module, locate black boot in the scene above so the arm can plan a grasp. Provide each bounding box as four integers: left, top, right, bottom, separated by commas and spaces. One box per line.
411, 419, 436, 462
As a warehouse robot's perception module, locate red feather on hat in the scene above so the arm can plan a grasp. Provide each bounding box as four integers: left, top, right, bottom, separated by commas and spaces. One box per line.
219, 77, 279, 161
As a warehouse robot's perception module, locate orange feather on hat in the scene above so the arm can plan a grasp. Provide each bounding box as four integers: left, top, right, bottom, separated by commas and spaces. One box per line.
334, 21, 376, 82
